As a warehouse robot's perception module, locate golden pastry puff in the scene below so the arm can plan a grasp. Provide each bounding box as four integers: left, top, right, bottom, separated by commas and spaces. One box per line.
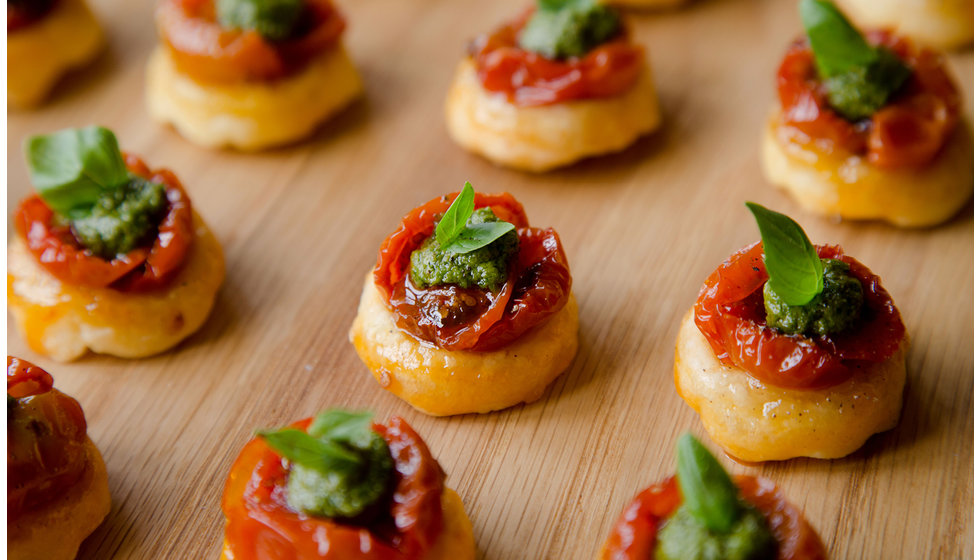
146, 0, 362, 150
837, 0, 973, 51
350, 187, 579, 416
8, 128, 225, 361
8, 357, 111, 560
7, 0, 104, 108
675, 241, 909, 462
762, 25, 971, 227
445, 1, 660, 172
221, 410, 475, 560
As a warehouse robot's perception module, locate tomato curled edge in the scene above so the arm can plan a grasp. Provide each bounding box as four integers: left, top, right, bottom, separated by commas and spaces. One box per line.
14, 153, 195, 293
600, 475, 826, 560
221, 416, 446, 560
693, 242, 906, 390
373, 191, 573, 352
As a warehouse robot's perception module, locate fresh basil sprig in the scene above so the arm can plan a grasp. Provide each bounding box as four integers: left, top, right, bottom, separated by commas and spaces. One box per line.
746, 202, 823, 307
258, 409, 378, 475
435, 182, 516, 255
26, 126, 130, 219
799, 0, 877, 78
676, 434, 740, 533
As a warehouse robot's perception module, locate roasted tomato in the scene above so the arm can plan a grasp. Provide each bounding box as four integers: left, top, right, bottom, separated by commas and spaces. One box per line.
776, 32, 960, 169
157, 0, 345, 84
601, 475, 826, 560
14, 153, 194, 293
7, 357, 90, 520
470, 12, 644, 107
694, 242, 906, 390
222, 416, 445, 560
374, 191, 572, 352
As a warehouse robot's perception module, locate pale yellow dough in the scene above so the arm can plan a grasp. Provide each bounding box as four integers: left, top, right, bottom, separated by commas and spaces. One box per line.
7, 212, 225, 362
146, 44, 363, 151
349, 274, 579, 416
674, 308, 908, 462
837, 0, 973, 50
445, 58, 661, 172
8, 438, 111, 560
761, 109, 973, 228
7, 0, 104, 109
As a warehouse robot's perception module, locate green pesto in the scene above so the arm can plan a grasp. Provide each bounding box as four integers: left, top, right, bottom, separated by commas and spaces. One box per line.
823, 48, 911, 121
655, 504, 778, 560
410, 207, 519, 291
764, 258, 864, 337
518, 0, 621, 60
216, 0, 305, 41
286, 428, 393, 520
70, 176, 166, 259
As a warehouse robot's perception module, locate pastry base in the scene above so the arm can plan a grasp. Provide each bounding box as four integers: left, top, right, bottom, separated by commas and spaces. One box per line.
146, 43, 363, 151
674, 307, 908, 462
7, 0, 104, 109
445, 58, 661, 172
350, 274, 579, 416
7, 212, 225, 362
837, 0, 973, 51
761, 109, 973, 228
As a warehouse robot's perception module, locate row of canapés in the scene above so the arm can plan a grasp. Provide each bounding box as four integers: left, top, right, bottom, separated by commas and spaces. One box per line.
11, 356, 826, 559
9, 0, 974, 226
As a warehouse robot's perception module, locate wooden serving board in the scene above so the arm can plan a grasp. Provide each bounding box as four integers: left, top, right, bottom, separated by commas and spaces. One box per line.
6, 0, 974, 557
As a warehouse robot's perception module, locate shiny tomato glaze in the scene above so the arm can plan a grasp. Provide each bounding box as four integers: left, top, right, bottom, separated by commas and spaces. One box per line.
14, 153, 194, 292
7, 357, 90, 520
601, 475, 826, 560
776, 32, 960, 169
222, 417, 445, 560
157, 0, 345, 84
471, 12, 644, 106
374, 191, 572, 352
693, 242, 906, 390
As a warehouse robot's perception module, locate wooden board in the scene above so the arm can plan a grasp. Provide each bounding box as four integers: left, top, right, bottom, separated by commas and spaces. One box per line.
7, 0, 974, 557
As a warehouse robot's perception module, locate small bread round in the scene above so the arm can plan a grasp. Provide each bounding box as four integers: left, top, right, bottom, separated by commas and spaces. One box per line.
674, 307, 908, 462
445, 58, 661, 172
8, 437, 111, 560
7, 0, 104, 109
350, 274, 579, 416
761, 109, 973, 228
836, 0, 973, 51
146, 43, 363, 151
7, 212, 225, 362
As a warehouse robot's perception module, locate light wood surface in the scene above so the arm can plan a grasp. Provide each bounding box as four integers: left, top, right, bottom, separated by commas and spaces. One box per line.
6, 0, 974, 558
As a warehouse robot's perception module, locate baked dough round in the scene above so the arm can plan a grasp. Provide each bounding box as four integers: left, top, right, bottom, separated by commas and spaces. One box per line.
836, 0, 973, 51
350, 274, 579, 416
445, 58, 661, 172
674, 307, 908, 462
7, 212, 225, 362
146, 43, 363, 151
8, 437, 111, 560
7, 0, 104, 109
761, 109, 973, 228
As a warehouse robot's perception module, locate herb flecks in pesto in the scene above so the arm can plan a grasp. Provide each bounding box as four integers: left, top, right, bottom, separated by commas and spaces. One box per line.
764, 258, 864, 337
216, 0, 306, 41
410, 207, 519, 291
518, 0, 621, 60
71, 176, 166, 259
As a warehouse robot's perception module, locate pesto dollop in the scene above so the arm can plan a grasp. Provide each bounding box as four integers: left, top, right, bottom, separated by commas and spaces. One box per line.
518, 0, 621, 60
216, 0, 306, 41
822, 48, 911, 121
764, 258, 864, 337
410, 207, 519, 291
70, 176, 166, 259
655, 504, 778, 560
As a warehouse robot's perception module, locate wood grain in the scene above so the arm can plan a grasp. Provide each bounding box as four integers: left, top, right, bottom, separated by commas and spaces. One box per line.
7, 0, 973, 558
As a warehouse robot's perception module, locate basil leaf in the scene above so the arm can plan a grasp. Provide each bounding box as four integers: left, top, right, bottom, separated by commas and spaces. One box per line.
25, 126, 129, 220
799, 0, 877, 78
676, 434, 740, 533
746, 202, 823, 307
442, 222, 517, 255
435, 182, 476, 248
309, 410, 374, 444
257, 428, 362, 473
538, 0, 572, 10
216, 0, 305, 41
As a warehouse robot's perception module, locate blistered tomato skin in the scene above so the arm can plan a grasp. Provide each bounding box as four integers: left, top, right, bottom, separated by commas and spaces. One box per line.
776, 32, 960, 169
693, 242, 906, 390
